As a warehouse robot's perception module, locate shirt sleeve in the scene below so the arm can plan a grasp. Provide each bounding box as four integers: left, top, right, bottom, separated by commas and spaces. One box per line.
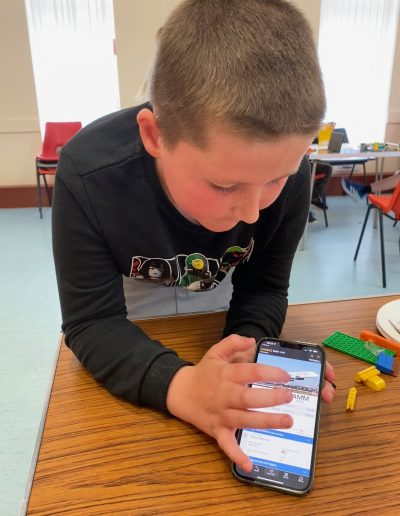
223, 156, 310, 341
52, 152, 191, 413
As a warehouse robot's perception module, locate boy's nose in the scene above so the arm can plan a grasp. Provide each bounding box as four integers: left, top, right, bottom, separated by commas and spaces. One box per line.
233, 194, 260, 224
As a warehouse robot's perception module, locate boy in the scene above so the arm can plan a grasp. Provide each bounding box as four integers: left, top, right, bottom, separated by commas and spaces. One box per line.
53, 0, 335, 473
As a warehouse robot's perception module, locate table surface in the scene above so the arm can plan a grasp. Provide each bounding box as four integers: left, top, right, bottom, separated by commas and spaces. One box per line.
27, 296, 400, 515
309, 144, 400, 161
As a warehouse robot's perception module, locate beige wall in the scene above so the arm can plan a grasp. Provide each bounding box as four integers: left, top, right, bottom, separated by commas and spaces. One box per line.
0, 0, 41, 187
1, 0, 399, 188
386, 17, 400, 143
114, 0, 181, 109
291, 0, 321, 44
388, 15, 400, 116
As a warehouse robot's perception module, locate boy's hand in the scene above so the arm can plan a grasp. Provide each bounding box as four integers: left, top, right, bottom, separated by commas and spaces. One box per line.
166, 334, 293, 472
226, 338, 336, 404
228, 337, 336, 403
167, 334, 336, 471
322, 360, 336, 403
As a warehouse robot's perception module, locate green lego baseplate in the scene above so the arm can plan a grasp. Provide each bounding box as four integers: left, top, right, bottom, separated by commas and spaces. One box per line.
322, 331, 395, 365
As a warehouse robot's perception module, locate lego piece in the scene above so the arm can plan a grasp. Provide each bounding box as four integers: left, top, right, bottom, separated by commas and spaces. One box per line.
364, 342, 386, 356
365, 376, 386, 391
360, 330, 400, 356
346, 387, 357, 412
323, 332, 395, 365
354, 366, 380, 383
376, 352, 395, 375
392, 358, 400, 377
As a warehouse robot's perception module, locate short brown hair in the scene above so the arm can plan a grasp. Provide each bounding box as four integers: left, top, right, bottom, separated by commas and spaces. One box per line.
149, 0, 325, 147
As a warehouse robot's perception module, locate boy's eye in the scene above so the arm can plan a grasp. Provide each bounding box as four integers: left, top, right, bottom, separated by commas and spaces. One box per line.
267, 176, 288, 188
210, 183, 238, 193
268, 179, 281, 186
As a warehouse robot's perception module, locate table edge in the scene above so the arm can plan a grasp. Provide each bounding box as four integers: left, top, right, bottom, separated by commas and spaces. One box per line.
20, 334, 63, 516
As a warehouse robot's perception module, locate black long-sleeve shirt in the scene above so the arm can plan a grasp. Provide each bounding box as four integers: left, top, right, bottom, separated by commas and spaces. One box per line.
52, 105, 310, 413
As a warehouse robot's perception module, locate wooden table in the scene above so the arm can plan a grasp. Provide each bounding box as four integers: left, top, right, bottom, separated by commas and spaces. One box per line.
27, 296, 400, 515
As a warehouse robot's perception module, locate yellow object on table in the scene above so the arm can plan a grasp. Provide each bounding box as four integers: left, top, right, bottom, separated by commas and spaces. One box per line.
318, 122, 335, 146
354, 366, 381, 383
365, 376, 386, 391
346, 387, 357, 412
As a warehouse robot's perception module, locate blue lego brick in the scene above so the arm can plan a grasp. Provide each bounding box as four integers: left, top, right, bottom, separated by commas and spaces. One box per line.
376, 352, 395, 374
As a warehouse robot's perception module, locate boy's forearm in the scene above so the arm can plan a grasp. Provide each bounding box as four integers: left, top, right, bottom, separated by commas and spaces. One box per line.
53, 157, 191, 413
65, 316, 191, 412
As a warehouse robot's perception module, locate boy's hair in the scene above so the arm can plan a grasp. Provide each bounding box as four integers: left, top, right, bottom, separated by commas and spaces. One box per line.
149, 0, 326, 148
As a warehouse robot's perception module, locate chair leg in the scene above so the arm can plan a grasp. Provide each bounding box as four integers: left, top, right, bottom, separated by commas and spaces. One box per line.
321, 192, 328, 227
378, 210, 386, 288
354, 204, 373, 261
42, 175, 52, 206
348, 163, 356, 180
36, 170, 43, 219
362, 163, 366, 184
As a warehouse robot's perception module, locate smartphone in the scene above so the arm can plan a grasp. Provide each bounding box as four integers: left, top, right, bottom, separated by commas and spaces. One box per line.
232, 337, 325, 495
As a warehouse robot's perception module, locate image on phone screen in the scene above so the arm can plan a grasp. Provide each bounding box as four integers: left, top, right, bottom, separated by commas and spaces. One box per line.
233, 338, 325, 495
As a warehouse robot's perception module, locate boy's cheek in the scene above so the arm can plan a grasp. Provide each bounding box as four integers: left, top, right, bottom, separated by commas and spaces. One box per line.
184, 191, 226, 215
259, 182, 287, 210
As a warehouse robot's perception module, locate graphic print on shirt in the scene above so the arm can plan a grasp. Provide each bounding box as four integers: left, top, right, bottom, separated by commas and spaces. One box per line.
129, 238, 254, 291
130, 257, 173, 284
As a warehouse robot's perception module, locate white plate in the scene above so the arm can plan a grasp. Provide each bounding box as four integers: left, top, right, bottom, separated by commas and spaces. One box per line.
376, 299, 400, 344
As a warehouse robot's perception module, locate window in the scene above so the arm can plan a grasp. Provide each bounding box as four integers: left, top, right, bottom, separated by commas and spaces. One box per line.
318, 0, 400, 143
25, 0, 120, 134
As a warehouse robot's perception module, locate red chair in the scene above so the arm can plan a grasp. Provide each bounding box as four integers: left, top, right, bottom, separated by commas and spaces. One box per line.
354, 181, 400, 288
36, 121, 82, 218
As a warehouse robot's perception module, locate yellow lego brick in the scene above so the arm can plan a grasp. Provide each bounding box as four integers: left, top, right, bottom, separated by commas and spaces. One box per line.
346, 387, 357, 412
365, 376, 386, 391
354, 366, 380, 383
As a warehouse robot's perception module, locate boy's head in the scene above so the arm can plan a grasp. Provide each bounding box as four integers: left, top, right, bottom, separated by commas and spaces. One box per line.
149, 0, 325, 148
138, 0, 325, 232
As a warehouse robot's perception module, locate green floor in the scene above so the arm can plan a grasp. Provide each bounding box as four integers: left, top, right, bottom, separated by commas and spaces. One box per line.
1, 198, 399, 516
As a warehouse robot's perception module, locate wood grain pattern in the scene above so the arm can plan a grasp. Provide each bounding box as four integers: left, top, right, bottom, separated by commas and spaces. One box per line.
27, 296, 400, 515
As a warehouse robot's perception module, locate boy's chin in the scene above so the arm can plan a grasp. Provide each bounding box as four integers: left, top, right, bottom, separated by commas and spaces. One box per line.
201, 219, 239, 232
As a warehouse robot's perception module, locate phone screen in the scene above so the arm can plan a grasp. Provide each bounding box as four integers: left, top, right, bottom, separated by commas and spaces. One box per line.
233, 338, 325, 495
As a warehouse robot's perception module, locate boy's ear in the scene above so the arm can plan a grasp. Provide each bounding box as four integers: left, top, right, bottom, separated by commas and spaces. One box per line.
137, 108, 161, 157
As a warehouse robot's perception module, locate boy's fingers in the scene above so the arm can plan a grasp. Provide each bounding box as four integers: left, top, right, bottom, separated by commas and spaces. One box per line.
230, 347, 256, 363
227, 384, 292, 410
322, 361, 336, 403
324, 360, 335, 382
207, 334, 255, 361
322, 382, 335, 403
223, 408, 293, 430
224, 362, 290, 385
216, 429, 253, 472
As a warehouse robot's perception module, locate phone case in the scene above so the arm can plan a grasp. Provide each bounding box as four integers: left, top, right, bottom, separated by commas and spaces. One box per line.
232, 338, 325, 496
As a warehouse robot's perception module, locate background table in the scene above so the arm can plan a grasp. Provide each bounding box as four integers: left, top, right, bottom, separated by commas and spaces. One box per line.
309, 146, 400, 178
27, 296, 400, 515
